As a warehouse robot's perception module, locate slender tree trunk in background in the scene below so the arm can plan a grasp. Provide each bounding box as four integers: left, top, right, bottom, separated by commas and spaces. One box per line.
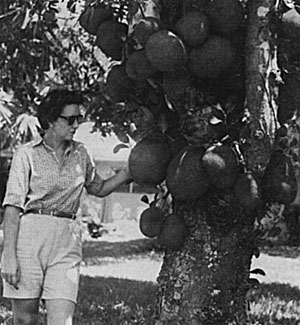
155, 0, 279, 324
276, 4, 300, 244
244, 0, 279, 173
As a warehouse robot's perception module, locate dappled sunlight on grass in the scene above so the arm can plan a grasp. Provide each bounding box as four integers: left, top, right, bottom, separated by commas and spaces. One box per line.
251, 296, 300, 321
0, 305, 12, 325
249, 283, 300, 324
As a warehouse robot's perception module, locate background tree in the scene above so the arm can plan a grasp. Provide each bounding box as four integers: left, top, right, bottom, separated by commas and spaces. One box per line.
1, 0, 300, 323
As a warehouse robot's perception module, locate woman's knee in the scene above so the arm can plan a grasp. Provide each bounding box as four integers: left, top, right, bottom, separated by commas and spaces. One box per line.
46, 299, 75, 325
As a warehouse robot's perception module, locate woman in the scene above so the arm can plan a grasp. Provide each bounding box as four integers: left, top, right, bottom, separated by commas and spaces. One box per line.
1, 89, 132, 325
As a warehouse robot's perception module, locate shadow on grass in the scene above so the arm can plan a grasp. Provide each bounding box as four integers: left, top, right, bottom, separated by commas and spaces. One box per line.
76, 279, 300, 325
75, 276, 157, 325
0, 278, 300, 324
82, 238, 162, 265
0, 276, 157, 325
251, 282, 300, 302
82, 238, 300, 264
259, 245, 300, 259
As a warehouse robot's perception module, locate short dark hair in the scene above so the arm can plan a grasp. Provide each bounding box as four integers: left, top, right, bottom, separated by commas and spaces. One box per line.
37, 89, 84, 130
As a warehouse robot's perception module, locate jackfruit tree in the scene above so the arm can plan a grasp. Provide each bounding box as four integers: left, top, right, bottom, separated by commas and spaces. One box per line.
1, 0, 300, 323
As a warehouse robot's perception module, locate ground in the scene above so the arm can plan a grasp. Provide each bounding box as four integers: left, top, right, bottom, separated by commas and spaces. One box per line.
0, 220, 300, 324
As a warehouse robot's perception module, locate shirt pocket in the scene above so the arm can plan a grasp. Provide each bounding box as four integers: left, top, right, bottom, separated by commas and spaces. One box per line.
74, 163, 85, 187
60, 158, 85, 189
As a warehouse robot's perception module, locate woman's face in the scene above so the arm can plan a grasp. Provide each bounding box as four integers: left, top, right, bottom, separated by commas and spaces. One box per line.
51, 104, 82, 142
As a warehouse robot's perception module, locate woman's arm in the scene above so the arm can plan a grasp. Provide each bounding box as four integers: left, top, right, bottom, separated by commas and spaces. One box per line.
92, 167, 132, 198
84, 145, 132, 198
1, 205, 22, 289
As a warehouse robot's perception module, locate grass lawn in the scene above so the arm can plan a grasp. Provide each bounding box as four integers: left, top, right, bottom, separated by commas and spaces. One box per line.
0, 238, 300, 324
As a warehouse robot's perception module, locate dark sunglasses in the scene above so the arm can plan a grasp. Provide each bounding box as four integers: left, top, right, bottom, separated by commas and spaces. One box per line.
59, 114, 84, 125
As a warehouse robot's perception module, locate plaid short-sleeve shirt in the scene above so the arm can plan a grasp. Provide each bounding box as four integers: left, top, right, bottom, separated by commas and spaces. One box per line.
3, 136, 104, 214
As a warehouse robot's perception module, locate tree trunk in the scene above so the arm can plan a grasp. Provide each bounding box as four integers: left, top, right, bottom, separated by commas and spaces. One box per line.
155, 195, 254, 325
154, 0, 278, 324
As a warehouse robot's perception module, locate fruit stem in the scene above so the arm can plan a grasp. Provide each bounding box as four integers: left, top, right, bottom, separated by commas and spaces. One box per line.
233, 141, 247, 172
137, 1, 146, 19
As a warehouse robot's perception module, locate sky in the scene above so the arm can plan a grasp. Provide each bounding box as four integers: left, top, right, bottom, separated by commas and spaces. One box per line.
74, 122, 132, 161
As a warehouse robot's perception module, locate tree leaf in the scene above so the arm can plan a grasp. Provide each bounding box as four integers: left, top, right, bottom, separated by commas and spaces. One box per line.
250, 268, 266, 276
141, 195, 149, 204
116, 130, 130, 143
21, 7, 31, 30
252, 246, 260, 258
0, 102, 12, 124
283, 0, 295, 9
113, 143, 129, 154
12, 114, 40, 141
247, 278, 260, 286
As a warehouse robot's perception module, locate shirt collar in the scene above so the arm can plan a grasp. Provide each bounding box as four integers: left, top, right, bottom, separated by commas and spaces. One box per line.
32, 134, 43, 147
32, 134, 74, 155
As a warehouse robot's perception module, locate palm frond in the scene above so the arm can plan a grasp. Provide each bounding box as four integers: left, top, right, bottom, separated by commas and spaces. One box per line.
12, 113, 41, 140
0, 101, 12, 126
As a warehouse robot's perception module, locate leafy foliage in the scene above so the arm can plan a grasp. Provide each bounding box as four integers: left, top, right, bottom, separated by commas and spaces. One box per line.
0, 0, 105, 118
0, 0, 299, 142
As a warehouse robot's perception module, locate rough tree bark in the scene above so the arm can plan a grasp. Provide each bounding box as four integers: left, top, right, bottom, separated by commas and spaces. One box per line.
154, 0, 279, 324
155, 199, 254, 325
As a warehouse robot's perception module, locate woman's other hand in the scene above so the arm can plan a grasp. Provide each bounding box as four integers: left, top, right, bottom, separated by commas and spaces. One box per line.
1, 251, 20, 289
1, 205, 22, 289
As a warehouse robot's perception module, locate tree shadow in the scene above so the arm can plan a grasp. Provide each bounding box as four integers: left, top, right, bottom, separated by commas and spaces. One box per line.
75, 275, 157, 325
82, 238, 162, 264
250, 282, 300, 303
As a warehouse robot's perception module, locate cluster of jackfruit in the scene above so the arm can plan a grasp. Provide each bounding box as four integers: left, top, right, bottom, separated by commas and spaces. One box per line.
129, 131, 297, 249
79, 0, 244, 105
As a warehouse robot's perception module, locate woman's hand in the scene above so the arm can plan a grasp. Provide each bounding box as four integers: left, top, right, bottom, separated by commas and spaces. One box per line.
1, 205, 22, 290
1, 251, 20, 289
123, 164, 133, 184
